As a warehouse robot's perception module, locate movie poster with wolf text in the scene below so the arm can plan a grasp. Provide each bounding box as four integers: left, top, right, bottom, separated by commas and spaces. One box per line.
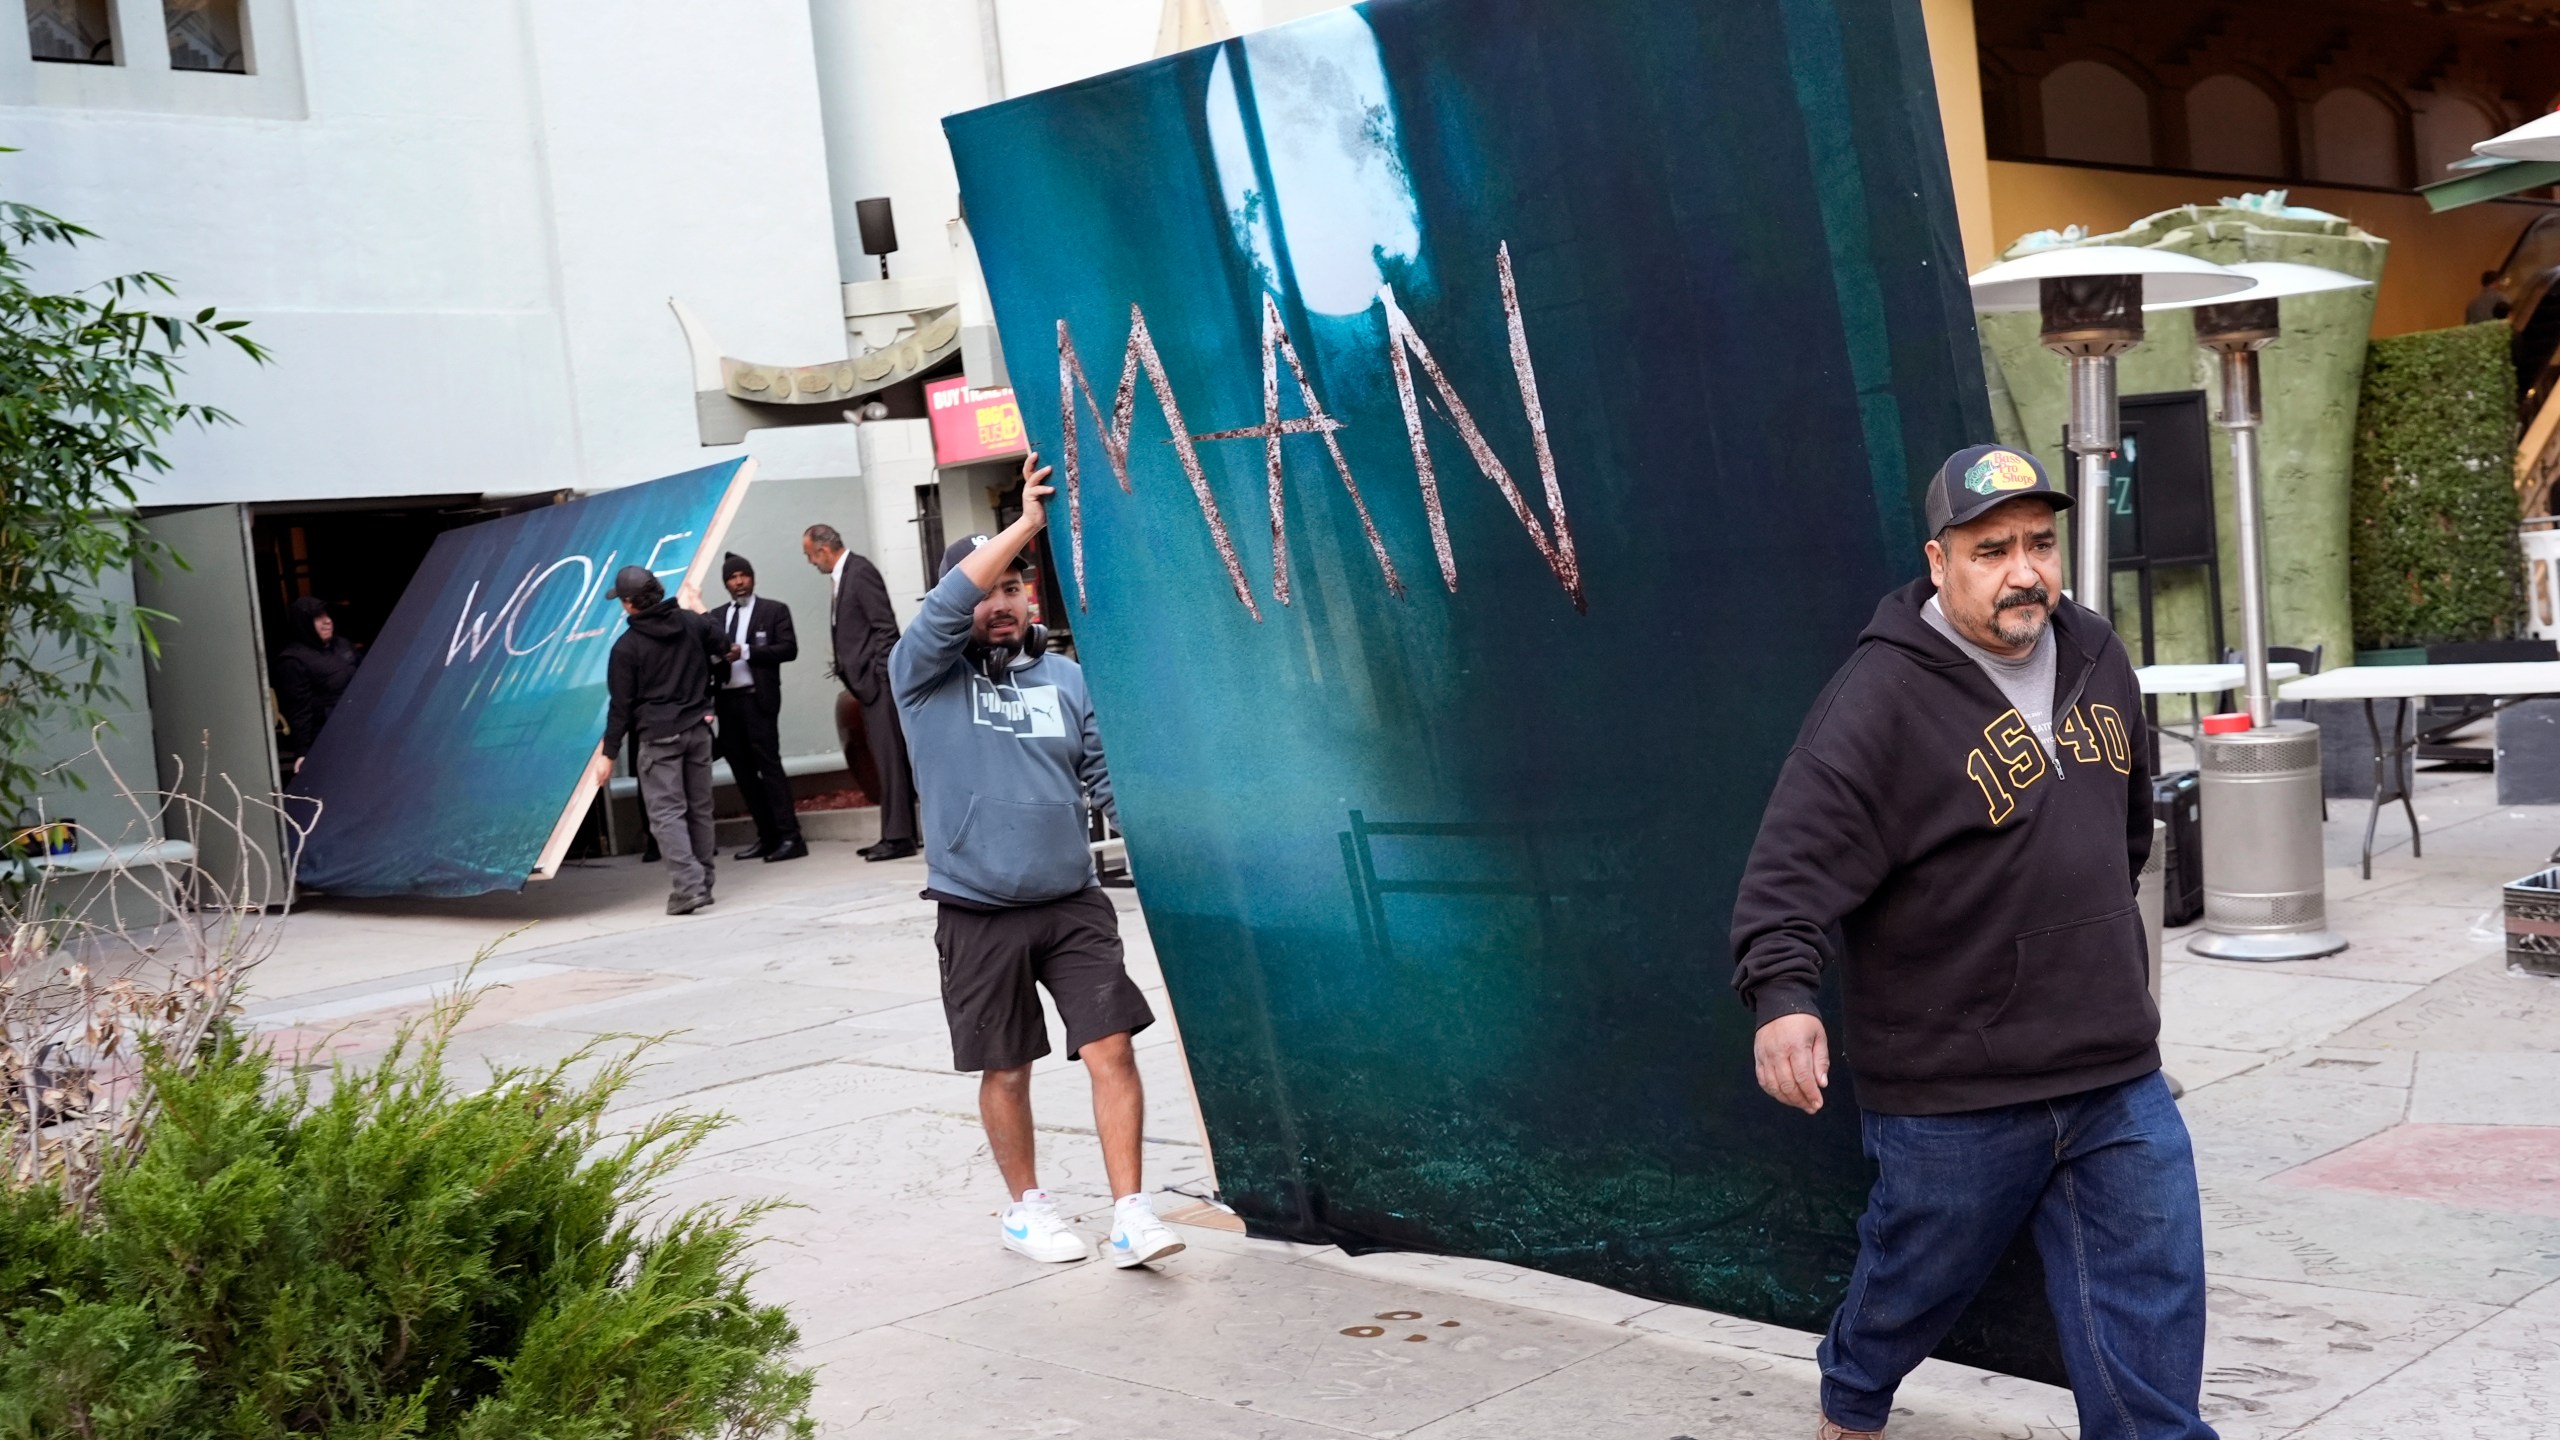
949, 0, 2063, 1380
289, 459, 752, 898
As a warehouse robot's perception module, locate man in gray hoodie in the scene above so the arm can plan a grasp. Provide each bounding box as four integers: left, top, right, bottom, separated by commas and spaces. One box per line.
889, 452, 1181, 1271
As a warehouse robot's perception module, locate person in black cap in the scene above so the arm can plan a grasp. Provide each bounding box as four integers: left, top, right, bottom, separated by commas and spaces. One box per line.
709, 553, 806, 863
799, 523, 919, 861
1730, 446, 2210, 1440
589, 564, 727, 915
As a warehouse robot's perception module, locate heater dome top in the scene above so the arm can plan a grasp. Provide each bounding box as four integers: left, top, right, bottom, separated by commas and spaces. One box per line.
1968, 245, 2254, 313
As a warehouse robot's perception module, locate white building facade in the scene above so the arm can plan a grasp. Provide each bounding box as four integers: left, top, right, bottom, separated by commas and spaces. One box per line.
9, 0, 1343, 849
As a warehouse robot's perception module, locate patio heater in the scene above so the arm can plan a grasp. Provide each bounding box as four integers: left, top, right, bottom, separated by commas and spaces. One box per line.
2184, 262, 2368, 963
1967, 246, 2253, 619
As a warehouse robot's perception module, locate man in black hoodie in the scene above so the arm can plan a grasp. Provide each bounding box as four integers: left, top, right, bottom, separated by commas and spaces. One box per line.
591, 565, 727, 915
1731, 446, 2211, 1440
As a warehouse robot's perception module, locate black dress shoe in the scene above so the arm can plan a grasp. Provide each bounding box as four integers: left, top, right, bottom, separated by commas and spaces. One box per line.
640, 840, 661, 864
860, 838, 919, 862
763, 836, 809, 863
734, 840, 771, 861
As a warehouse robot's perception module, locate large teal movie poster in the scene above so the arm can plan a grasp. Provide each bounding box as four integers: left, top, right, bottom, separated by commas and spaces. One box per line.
948, 0, 2057, 1380
290, 460, 751, 898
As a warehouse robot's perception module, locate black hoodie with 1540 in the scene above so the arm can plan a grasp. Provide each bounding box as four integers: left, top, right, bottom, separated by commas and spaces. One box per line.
1730, 578, 2158, 1116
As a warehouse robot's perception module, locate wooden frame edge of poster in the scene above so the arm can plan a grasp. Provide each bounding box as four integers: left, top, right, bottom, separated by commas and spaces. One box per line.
525, 456, 762, 883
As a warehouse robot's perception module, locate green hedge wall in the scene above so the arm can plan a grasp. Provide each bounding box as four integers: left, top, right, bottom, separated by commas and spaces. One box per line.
2350, 321, 2522, 649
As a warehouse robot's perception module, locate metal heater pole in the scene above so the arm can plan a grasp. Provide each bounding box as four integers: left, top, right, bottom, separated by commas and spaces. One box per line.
2067, 357, 2117, 622
2041, 276, 2140, 624
2220, 348, 2274, 727
2188, 296, 2346, 962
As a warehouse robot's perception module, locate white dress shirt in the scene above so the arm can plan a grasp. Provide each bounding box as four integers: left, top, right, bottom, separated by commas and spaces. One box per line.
723, 596, 756, 691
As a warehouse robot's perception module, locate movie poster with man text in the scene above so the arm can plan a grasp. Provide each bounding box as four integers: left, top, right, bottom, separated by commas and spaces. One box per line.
949, 0, 2066, 1380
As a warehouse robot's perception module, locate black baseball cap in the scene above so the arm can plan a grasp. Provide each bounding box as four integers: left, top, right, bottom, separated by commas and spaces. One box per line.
938, 534, 1031, 582
1923, 444, 2071, 537
607, 564, 664, 602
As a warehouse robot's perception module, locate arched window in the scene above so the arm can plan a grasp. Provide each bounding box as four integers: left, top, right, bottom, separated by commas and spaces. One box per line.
2041, 60, 2153, 167
2186, 75, 2284, 177
2309, 87, 2405, 188
2414, 95, 2500, 183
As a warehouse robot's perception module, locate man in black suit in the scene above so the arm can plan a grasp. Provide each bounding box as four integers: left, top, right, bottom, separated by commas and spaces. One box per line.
710, 553, 807, 863
801, 523, 919, 860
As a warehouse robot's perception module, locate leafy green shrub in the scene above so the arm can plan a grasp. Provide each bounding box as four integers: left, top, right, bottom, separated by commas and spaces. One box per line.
2349, 321, 2523, 649
0, 1010, 812, 1440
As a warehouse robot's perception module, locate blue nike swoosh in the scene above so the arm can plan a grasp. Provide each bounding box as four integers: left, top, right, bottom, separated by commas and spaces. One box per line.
1005, 1223, 1029, 1239
1113, 1235, 1131, 1248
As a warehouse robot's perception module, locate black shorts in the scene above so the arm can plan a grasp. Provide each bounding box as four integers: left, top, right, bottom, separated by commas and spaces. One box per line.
934, 888, 1155, 1072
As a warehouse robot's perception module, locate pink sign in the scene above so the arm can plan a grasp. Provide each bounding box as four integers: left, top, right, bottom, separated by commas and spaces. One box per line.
926, 377, 1028, 466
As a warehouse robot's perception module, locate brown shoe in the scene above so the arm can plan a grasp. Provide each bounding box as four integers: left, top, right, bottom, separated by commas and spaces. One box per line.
1818, 1421, 1884, 1440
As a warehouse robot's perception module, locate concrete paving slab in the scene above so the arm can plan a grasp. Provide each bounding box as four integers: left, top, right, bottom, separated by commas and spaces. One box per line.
2159, 1042, 2269, 1093
2177, 1068, 2408, 1180
2198, 1275, 2499, 1440
597, 1023, 956, 1110
2289, 1309, 2560, 1437
2200, 1178, 2560, 1303
2231, 898, 2501, 986
800, 1323, 1354, 1438
1628, 1303, 1822, 1362
255, 966, 685, 1065
2275, 1122, 2560, 1219
527, 976, 922, 1045
653, 1117, 1078, 1347
2258, 1047, 2417, 1089
605, 1059, 973, 1160
1299, 1248, 1666, 1330
2327, 954, 2560, 1053
2160, 964, 2417, 1053
2410, 1051, 2560, 1126
686, 1101, 1211, 1215
2520, 1276, 2560, 1315
1399, 1329, 2068, 1440
902, 1237, 1630, 1437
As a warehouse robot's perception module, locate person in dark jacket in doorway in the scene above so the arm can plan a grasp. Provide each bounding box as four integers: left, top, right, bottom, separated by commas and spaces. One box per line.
273, 596, 358, 772
1731, 446, 2210, 1440
589, 565, 727, 915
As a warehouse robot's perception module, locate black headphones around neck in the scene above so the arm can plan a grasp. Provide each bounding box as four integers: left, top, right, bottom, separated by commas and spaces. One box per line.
966, 624, 1048, 685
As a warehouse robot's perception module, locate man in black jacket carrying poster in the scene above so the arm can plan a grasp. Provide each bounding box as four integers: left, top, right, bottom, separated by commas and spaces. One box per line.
1731, 446, 2213, 1440
710, 553, 806, 863
591, 565, 728, 915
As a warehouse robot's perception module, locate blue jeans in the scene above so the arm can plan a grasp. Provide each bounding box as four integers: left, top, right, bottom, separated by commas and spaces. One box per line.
1819, 1071, 2215, 1439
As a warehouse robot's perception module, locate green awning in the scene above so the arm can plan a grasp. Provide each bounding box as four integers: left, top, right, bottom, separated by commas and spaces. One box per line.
2420, 157, 2560, 212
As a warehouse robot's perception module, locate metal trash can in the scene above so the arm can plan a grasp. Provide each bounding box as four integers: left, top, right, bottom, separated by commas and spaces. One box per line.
2505, 867, 2560, 977
2187, 719, 2348, 961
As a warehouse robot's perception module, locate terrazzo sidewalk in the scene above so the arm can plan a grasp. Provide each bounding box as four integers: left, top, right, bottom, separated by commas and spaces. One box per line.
246, 764, 2560, 1439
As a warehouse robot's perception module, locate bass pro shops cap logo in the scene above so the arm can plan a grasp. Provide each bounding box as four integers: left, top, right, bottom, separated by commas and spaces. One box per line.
1964, 450, 2041, 497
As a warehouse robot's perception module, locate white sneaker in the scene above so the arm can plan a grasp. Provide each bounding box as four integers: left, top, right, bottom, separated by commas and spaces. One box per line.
1107, 1196, 1186, 1269
999, 1191, 1090, 1264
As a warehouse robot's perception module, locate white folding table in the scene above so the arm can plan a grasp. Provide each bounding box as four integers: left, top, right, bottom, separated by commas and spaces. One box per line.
2134, 662, 2302, 764
2279, 661, 2560, 876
